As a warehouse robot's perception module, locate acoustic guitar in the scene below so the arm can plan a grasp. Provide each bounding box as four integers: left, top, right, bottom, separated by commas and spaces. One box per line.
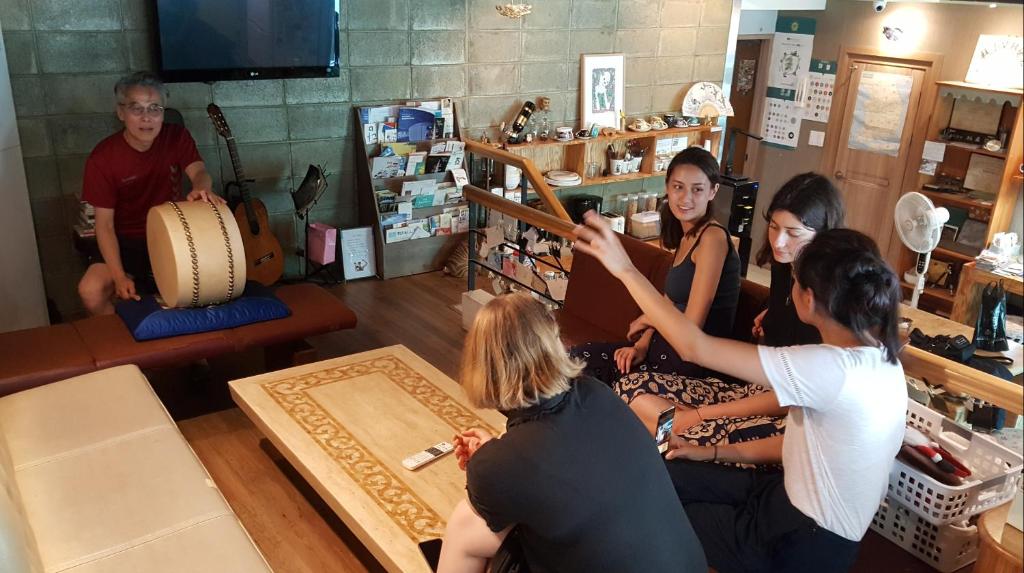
207, 103, 285, 286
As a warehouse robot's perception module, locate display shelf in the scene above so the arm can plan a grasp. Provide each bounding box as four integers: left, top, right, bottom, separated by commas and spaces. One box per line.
901, 78, 1022, 314
581, 172, 652, 186
353, 101, 466, 280
944, 141, 1007, 160
932, 246, 975, 263
920, 189, 994, 212
936, 80, 1023, 97
504, 124, 722, 191
900, 280, 956, 304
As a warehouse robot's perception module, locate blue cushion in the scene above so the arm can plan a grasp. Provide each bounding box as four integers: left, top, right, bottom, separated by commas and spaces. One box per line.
116, 282, 291, 341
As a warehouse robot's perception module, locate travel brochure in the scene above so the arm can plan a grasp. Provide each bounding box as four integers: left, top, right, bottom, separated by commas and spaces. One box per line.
377, 167, 470, 243
368, 139, 466, 179
360, 99, 455, 146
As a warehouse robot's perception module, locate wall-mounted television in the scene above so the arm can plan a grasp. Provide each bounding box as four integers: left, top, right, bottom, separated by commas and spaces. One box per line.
154, 0, 340, 83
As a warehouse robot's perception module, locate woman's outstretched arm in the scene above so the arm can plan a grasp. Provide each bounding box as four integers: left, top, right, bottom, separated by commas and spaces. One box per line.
574, 211, 769, 387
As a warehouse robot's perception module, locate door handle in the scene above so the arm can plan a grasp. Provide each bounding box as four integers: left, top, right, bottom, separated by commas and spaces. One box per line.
835, 171, 845, 180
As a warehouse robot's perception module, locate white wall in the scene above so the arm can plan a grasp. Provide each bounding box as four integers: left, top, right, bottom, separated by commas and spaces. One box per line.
0, 20, 49, 332
739, 10, 778, 34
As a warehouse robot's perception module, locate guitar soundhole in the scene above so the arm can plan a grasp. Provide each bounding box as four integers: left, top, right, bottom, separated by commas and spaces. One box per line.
255, 253, 275, 266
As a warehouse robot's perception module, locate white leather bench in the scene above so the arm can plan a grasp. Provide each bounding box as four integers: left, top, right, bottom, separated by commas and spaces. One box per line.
0, 365, 272, 573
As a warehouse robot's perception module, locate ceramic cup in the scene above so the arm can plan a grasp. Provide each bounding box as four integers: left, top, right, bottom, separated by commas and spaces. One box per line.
630, 157, 641, 173
611, 159, 625, 175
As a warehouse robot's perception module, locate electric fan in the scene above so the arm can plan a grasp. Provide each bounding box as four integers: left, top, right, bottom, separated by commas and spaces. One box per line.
894, 192, 950, 308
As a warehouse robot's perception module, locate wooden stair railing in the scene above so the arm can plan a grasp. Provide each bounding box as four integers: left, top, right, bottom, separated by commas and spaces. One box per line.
463, 139, 572, 222
464, 185, 576, 240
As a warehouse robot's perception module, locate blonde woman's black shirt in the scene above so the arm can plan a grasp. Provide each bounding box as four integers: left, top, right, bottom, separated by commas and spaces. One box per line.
466, 377, 707, 573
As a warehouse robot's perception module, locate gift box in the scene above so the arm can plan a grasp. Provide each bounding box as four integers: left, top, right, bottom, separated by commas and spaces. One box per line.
308, 222, 337, 265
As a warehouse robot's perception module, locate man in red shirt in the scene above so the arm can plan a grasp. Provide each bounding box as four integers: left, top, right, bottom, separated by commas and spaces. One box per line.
78, 72, 224, 315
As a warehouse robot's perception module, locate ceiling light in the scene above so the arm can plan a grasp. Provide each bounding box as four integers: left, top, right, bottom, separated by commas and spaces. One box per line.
496, 2, 532, 18
882, 26, 904, 42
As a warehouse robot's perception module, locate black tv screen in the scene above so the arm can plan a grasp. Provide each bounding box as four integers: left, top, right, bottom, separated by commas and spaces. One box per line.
154, 0, 340, 82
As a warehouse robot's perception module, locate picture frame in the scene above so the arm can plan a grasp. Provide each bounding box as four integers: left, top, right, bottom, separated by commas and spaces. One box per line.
340, 226, 377, 280
580, 54, 625, 130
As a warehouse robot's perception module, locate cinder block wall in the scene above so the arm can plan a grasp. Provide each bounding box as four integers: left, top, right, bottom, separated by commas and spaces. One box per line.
1, 0, 733, 319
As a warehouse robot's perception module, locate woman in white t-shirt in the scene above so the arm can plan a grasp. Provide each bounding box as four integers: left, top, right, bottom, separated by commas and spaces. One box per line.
574, 216, 906, 573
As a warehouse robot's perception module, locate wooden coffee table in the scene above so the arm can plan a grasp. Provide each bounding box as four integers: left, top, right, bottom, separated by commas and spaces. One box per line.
229, 345, 506, 573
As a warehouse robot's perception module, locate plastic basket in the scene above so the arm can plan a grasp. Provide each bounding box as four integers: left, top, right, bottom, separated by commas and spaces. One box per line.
889, 399, 1023, 526
870, 497, 978, 573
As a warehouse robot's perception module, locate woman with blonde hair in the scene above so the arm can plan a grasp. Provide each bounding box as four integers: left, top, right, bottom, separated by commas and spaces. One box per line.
439, 292, 706, 573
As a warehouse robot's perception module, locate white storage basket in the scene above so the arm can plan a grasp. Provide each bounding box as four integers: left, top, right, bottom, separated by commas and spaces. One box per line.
870, 497, 978, 573
888, 399, 1023, 526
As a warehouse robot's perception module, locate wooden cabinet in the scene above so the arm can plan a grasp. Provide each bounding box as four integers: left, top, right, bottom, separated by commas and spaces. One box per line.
900, 81, 1023, 316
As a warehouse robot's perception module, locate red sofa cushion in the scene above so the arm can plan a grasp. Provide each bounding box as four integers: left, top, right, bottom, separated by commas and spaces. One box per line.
0, 324, 96, 397
561, 235, 671, 344
226, 284, 357, 349
73, 314, 235, 370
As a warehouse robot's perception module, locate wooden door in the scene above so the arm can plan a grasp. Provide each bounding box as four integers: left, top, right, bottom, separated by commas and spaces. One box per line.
724, 40, 762, 176
824, 54, 933, 265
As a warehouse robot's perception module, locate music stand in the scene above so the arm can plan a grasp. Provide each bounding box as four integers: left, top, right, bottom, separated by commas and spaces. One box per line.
292, 165, 342, 284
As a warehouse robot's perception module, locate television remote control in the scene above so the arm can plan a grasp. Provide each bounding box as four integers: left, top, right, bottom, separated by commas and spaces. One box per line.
402, 442, 454, 470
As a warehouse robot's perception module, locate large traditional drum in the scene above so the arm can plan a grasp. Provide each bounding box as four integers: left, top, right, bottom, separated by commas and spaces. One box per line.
146, 201, 246, 308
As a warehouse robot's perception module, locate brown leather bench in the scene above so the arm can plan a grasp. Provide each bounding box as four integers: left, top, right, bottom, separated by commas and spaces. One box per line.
0, 283, 357, 397
556, 236, 769, 347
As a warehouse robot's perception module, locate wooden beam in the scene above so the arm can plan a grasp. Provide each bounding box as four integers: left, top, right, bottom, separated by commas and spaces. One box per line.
900, 345, 1024, 415
464, 185, 577, 240
463, 139, 572, 221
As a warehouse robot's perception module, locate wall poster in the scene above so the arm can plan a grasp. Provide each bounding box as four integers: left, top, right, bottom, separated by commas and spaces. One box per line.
768, 18, 815, 91
761, 17, 814, 149
847, 71, 913, 157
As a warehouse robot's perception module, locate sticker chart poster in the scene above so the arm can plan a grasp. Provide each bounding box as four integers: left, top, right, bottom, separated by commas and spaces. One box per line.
848, 71, 913, 157
803, 59, 836, 123
762, 87, 801, 148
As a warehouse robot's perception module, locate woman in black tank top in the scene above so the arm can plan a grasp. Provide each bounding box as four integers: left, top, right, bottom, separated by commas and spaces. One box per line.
570, 148, 743, 434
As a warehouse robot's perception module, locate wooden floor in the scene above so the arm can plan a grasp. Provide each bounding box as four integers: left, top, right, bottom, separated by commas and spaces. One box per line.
171, 271, 957, 573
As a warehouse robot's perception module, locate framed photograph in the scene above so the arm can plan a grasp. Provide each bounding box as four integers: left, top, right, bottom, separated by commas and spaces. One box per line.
580, 53, 624, 129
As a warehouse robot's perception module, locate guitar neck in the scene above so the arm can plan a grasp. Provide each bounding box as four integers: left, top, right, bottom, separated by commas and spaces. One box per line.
224, 136, 250, 198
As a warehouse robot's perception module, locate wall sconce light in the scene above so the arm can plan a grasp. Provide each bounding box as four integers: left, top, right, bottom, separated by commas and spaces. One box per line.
496, 2, 532, 18
882, 26, 904, 42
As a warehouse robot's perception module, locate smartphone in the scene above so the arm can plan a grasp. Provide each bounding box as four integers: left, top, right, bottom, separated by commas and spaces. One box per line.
654, 406, 675, 454
419, 538, 443, 571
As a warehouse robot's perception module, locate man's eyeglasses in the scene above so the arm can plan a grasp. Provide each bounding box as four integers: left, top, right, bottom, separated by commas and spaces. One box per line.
120, 103, 165, 118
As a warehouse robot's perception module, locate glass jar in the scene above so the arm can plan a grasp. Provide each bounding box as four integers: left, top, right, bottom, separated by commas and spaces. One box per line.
625, 194, 639, 233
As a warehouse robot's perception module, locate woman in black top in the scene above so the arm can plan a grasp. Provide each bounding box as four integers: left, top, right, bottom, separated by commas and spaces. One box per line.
439, 293, 706, 573
570, 149, 740, 397
664, 173, 846, 460
752, 173, 845, 347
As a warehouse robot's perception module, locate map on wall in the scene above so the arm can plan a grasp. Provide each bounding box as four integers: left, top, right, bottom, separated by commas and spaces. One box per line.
965, 35, 1023, 89
847, 71, 913, 157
